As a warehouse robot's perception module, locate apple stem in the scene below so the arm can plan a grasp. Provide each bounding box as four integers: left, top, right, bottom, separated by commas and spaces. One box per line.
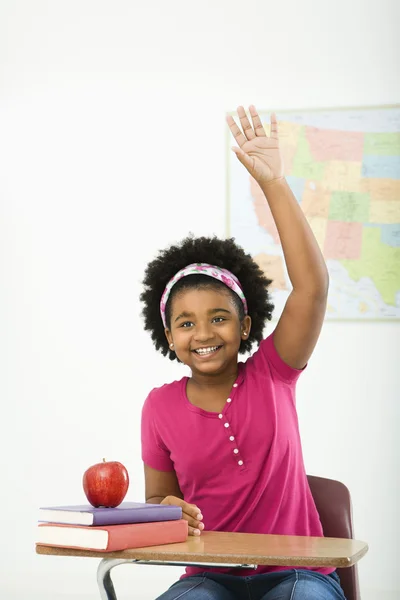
103, 458, 106, 462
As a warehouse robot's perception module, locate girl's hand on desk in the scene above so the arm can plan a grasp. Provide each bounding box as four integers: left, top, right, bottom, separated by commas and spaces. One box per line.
161, 495, 205, 536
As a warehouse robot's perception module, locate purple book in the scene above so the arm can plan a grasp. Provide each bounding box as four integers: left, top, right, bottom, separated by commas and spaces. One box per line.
38, 502, 182, 526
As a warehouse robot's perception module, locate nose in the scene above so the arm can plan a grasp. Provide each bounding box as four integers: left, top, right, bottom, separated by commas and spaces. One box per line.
193, 321, 214, 343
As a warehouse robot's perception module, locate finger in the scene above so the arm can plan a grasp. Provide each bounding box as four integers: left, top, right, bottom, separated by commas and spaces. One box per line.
188, 526, 202, 536
167, 497, 202, 518
183, 503, 203, 521
270, 112, 279, 139
237, 106, 256, 140
181, 503, 203, 524
183, 512, 205, 530
249, 105, 266, 137
226, 115, 247, 147
182, 506, 203, 526
232, 146, 254, 172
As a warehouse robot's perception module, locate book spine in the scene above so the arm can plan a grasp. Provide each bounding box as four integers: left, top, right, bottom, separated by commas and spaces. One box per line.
106, 519, 188, 551
93, 506, 182, 526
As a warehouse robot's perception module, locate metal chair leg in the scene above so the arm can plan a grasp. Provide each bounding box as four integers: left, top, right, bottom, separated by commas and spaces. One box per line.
96, 558, 257, 599
97, 559, 132, 600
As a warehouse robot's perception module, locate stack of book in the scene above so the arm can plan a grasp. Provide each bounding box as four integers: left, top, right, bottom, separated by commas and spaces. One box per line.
37, 502, 188, 552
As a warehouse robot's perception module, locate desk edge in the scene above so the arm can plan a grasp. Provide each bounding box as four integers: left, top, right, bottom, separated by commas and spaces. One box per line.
35, 542, 369, 568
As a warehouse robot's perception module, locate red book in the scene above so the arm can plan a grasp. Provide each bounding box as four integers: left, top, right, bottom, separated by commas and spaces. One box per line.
37, 519, 188, 552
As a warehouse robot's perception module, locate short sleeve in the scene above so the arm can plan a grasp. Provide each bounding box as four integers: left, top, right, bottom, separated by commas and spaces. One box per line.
141, 391, 175, 472
254, 332, 306, 384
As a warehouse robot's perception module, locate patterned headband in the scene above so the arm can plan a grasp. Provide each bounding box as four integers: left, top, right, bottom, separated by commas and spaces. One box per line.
160, 263, 248, 328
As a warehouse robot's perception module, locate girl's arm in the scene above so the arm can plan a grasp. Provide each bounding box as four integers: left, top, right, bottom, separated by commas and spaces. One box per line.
144, 464, 205, 536
259, 177, 328, 368
227, 106, 328, 369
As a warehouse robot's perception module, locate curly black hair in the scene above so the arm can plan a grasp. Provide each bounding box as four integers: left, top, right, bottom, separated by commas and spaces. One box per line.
140, 235, 274, 360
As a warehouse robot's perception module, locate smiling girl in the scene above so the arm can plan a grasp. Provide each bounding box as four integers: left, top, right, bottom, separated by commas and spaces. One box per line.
139, 106, 345, 600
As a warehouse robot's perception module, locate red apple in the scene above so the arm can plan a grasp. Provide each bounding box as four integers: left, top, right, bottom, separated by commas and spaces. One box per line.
83, 458, 129, 508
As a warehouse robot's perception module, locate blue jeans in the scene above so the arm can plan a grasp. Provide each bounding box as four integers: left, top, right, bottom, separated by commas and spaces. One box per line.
155, 569, 346, 600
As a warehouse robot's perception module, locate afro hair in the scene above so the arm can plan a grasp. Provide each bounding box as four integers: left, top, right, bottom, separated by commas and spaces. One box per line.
140, 235, 274, 360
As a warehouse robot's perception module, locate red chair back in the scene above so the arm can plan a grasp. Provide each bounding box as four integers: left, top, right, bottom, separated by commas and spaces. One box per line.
307, 475, 360, 600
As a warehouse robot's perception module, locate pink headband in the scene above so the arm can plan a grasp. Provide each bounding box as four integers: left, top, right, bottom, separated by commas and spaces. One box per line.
160, 263, 248, 328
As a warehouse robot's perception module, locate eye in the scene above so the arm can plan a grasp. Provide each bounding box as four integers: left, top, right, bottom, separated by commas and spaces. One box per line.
180, 321, 194, 328
212, 317, 225, 323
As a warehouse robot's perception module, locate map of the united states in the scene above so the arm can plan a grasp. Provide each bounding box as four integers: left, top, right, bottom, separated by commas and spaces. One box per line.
227, 107, 400, 320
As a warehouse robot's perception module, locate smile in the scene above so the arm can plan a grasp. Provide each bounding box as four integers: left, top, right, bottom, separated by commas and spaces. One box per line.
192, 345, 222, 356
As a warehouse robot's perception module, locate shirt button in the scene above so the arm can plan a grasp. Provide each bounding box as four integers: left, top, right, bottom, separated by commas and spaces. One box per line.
233, 449, 239, 454
238, 460, 244, 466
233, 383, 238, 388
227, 398, 231, 403
229, 436, 235, 441
218, 414, 223, 419
224, 423, 229, 428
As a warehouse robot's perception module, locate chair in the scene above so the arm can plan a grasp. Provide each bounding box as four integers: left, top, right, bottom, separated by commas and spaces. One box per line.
307, 475, 360, 600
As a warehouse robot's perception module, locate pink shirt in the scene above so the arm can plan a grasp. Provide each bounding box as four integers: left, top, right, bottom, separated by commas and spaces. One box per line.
141, 333, 334, 578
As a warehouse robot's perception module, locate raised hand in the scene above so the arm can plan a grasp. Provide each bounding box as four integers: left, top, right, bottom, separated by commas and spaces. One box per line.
227, 106, 284, 186
161, 495, 205, 536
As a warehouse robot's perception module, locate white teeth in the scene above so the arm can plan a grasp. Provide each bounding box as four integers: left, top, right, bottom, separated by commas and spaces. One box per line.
195, 346, 219, 355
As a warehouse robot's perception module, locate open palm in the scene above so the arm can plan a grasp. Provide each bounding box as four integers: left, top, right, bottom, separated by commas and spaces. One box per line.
227, 106, 284, 185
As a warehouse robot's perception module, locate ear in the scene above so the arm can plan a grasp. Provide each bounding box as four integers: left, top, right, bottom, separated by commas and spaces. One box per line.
241, 315, 252, 340
165, 328, 174, 349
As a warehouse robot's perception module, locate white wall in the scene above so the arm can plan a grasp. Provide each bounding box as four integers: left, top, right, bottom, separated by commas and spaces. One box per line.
1, 1, 399, 599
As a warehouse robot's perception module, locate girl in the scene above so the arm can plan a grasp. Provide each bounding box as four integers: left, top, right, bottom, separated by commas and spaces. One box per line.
140, 106, 345, 600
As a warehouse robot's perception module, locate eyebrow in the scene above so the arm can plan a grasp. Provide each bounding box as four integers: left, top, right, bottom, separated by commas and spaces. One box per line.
174, 308, 232, 323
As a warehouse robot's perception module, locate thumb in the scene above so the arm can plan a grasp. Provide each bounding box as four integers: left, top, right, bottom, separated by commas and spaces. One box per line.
232, 146, 253, 172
